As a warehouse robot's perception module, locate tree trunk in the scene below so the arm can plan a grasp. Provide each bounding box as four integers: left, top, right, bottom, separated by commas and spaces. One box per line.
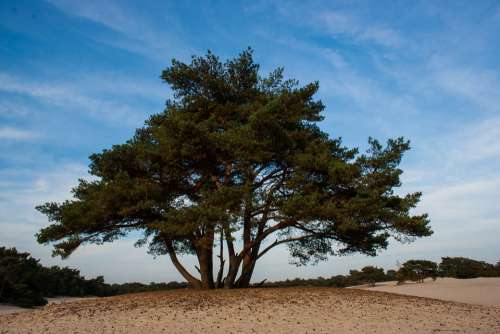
194, 228, 215, 289
224, 256, 242, 288
215, 230, 225, 288
235, 228, 264, 288
236, 243, 260, 288
222, 224, 239, 288
197, 247, 215, 289
236, 261, 257, 288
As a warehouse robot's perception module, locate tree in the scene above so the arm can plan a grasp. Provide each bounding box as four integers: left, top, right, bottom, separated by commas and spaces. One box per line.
386, 269, 397, 281
361, 266, 386, 286
36, 49, 432, 289
439, 257, 497, 279
396, 260, 438, 283
349, 266, 386, 286
0, 247, 47, 307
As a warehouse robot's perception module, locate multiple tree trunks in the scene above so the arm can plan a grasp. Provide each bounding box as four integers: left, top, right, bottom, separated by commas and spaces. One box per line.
35, 49, 432, 291
167, 232, 264, 289
164, 220, 272, 289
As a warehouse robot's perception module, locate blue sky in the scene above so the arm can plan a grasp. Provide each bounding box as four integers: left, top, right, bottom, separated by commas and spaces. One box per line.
1, 0, 499, 283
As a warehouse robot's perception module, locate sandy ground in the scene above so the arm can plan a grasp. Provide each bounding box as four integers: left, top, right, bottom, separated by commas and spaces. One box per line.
355, 277, 500, 307
1, 288, 499, 334
0, 297, 96, 315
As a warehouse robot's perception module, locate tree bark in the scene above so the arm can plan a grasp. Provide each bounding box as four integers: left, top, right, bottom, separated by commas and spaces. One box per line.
236, 241, 260, 288
215, 230, 225, 288
223, 257, 241, 288
197, 247, 215, 289
165, 240, 202, 289
195, 229, 215, 289
223, 225, 239, 288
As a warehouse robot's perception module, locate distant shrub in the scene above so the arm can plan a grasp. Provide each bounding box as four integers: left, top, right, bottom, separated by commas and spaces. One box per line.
386, 269, 397, 281
0, 247, 186, 308
349, 266, 386, 287
396, 260, 438, 283
259, 266, 392, 288
439, 257, 498, 279
0, 247, 48, 307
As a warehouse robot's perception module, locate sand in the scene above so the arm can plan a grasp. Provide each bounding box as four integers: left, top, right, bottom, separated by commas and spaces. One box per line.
1, 287, 499, 334
355, 277, 500, 307
0, 297, 97, 316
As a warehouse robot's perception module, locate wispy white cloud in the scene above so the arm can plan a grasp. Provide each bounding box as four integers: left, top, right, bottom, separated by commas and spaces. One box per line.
47, 0, 140, 34
46, 0, 195, 61
255, 32, 419, 136
0, 72, 165, 126
432, 65, 500, 114
0, 126, 40, 140
0, 163, 87, 273
320, 11, 404, 48
450, 116, 500, 162
0, 100, 33, 118
421, 175, 500, 225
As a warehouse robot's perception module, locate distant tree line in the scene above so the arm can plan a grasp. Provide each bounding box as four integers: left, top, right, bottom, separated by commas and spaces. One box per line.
439, 257, 500, 279
258, 265, 391, 288
258, 257, 500, 288
2, 246, 499, 308
0, 247, 186, 308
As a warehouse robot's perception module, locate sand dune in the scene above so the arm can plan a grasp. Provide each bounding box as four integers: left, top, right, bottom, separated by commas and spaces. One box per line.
0, 297, 97, 316
1, 287, 499, 334
355, 277, 500, 307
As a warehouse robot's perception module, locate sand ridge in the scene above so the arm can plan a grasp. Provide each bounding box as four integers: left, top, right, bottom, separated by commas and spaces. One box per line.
355, 277, 500, 307
1, 287, 500, 334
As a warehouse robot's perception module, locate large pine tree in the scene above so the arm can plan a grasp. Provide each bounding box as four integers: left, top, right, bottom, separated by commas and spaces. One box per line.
37, 49, 432, 289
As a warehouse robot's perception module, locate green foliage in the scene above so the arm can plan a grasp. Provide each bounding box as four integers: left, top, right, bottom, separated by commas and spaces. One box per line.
439, 257, 498, 279
396, 260, 439, 283
36, 49, 432, 288
260, 266, 393, 288
0, 247, 186, 308
0, 247, 47, 307
386, 269, 397, 281
357, 266, 386, 286
103, 281, 187, 296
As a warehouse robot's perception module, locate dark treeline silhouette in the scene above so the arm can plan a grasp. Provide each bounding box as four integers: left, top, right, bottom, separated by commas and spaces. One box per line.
257, 266, 392, 288
2, 246, 499, 308
258, 257, 500, 288
0, 247, 186, 308
439, 257, 499, 279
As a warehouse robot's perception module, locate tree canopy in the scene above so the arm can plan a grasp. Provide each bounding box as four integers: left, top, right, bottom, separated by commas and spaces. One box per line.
36, 49, 432, 289
350, 266, 386, 287
396, 259, 439, 283
439, 257, 498, 279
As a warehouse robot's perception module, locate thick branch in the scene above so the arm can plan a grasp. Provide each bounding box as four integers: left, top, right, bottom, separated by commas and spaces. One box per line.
215, 230, 225, 288
253, 168, 284, 189
257, 235, 313, 260
236, 219, 296, 258
165, 240, 201, 288
224, 225, 236, 258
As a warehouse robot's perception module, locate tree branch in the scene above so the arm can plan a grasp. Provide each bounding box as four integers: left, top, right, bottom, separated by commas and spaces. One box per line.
257, 235, 313, 260
164, 239, 201, 288
236, 219, 296, 258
